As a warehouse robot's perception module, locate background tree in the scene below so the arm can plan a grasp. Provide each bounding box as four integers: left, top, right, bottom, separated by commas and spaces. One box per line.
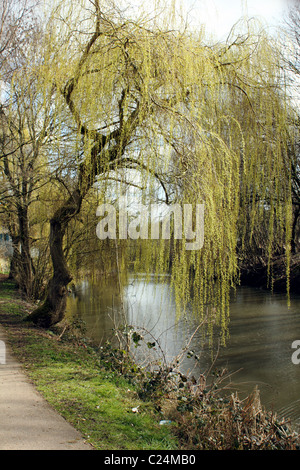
0, 0, 36, 78
0, 58, 55, 298
0, 0, 45, 296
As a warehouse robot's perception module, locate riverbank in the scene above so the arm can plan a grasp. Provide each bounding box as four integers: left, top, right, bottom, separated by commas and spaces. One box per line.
0, 276, 177, 450
240, 253, 300, 294
0, 276, 299, 450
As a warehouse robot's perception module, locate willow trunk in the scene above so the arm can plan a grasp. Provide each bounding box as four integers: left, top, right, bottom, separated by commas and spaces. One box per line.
27, 189, 82, 327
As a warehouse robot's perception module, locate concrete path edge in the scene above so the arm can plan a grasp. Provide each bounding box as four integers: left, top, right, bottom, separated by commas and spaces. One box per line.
0, 325, 93, 450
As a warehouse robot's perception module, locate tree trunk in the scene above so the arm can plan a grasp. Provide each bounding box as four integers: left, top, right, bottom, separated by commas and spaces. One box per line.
8, 235, 20, 281
17, 204, 35, 297
8, 207, 35, 298
27, 189, 82, 327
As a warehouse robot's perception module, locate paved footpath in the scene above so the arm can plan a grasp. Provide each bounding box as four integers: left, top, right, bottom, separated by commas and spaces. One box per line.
0, 325, 93, 450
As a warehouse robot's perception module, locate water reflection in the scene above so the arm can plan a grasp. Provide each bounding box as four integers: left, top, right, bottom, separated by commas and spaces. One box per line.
66, 274, 300, 428
215, 287, 300, 429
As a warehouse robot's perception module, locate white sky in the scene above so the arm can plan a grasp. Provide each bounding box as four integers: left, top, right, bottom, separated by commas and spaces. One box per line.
181, 0, 289, 39
122, 0, 291, 41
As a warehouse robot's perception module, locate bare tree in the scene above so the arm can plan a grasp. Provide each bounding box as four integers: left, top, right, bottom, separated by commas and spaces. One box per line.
0, 1, 52, 298
0, 0, 37, 79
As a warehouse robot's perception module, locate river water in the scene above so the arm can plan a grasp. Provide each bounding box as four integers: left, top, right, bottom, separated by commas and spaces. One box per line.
66, 273, 300, 429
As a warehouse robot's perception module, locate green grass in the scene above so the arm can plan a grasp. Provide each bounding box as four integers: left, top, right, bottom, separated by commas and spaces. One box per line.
0, 278, 178, 450
0, 279, 17, 299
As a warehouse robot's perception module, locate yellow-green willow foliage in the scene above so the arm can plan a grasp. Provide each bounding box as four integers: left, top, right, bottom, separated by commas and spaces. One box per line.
32, 0, 292, 336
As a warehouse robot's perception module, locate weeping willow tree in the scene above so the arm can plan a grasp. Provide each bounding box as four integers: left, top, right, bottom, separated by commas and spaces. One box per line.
27, 0, 293, 339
